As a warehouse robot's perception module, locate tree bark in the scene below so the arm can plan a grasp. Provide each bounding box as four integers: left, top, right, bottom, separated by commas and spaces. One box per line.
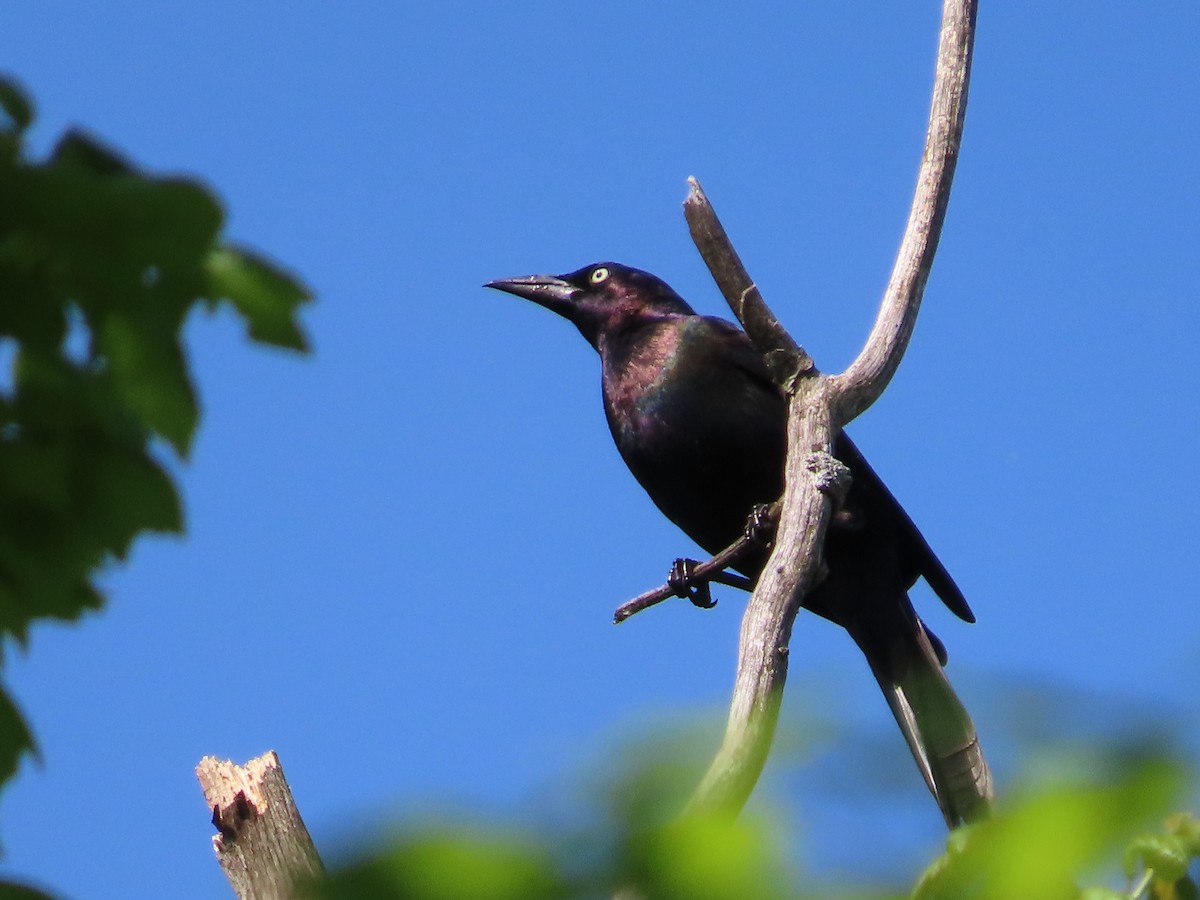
196, 751, 323, 899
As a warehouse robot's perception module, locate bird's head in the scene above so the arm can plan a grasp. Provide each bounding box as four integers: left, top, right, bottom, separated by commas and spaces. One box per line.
485, 262, 695, 350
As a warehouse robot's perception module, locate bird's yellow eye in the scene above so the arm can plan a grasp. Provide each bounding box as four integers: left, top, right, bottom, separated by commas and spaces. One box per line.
589, 267, 610, 285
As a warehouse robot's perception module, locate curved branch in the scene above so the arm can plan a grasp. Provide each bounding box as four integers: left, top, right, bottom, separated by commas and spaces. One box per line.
829, 0, 977, 421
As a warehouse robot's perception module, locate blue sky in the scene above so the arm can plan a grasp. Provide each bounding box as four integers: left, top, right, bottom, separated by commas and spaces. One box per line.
3, 3, 1199, 896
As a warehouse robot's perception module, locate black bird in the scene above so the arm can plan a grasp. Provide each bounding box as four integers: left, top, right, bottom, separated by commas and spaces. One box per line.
486, 261, 991, 826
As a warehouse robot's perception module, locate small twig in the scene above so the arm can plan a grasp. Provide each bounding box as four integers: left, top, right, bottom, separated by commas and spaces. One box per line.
1129, 868, 1155, 900
613, 508, 778, 623
612, 568, 745, 624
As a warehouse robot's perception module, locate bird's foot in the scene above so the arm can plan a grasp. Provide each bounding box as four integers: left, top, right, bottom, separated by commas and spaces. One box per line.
613, 546, 755, 624
668, 558, 718, 609
744, 503, 779, 547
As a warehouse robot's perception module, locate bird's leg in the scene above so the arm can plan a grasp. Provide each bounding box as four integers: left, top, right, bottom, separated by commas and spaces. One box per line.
613, 504, 782, 624
743, 502, 778, 548
670, 503, 781, 603
668, 558, 718, 609
665, 559, 757, 608
668, 503, 782, 609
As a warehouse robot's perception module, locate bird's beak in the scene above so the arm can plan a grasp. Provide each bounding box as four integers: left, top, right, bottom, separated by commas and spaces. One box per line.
484, 274, 579, 317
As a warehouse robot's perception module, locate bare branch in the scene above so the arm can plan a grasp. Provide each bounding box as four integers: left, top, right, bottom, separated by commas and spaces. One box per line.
683, 178, 814, 389
829, 0, 977, 421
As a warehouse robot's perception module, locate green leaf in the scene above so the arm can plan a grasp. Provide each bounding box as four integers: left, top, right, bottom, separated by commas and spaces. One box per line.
1166, 813, 1200, 856
1, 143, 224, 320
0, 880, 60, 900
0, 351, 181, 641
95, 310, 198, 455
1123, 833, 1191, 883
628, 810, 793, 900
0, 685, 36, 789
913, 759, 1184, 900
313, 833, 566, 900
206, 245, 311, 351
49, 129, 134, 176
0, 78, 33, 133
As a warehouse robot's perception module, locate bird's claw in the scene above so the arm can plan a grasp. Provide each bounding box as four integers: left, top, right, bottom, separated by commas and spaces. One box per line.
744, 503, 778, 547
668, 558, 718, 610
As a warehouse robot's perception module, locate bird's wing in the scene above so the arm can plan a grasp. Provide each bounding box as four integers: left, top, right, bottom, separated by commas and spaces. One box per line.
835, 434, 975, 623
698, 318, 973, 623
699, 317, 785, 398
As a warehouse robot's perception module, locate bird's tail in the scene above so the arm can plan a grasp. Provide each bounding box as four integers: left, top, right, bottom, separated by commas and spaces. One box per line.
859, 617, 994, 828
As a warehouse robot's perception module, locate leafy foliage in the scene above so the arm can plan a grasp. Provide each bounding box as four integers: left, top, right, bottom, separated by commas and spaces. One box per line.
306, 751, 1197, 900
0, 74, 310, 847
915, 757, 1197, 900
312, 806, 797, 900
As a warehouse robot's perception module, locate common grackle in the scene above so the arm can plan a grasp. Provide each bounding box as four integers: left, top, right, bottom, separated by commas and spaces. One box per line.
487, 261, 991, 826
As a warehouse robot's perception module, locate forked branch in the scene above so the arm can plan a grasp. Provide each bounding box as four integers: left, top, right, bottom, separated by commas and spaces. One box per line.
681, 0, 980, 818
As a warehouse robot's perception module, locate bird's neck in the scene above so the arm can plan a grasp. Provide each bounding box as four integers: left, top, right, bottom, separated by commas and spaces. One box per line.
598, 315, 689, 429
